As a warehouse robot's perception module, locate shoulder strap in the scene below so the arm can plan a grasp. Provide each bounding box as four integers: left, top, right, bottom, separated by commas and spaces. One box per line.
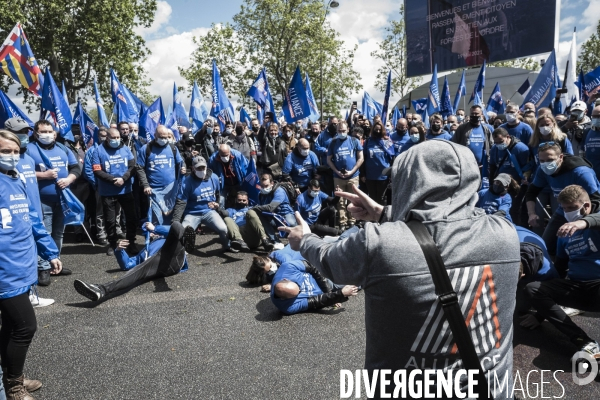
405, 219, 491, 400
146, 141, 153, 158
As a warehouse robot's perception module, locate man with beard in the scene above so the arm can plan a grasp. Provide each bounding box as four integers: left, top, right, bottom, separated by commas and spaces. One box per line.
218, 191, 273, 251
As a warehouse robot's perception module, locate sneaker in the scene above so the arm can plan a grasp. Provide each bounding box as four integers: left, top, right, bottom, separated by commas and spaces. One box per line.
38, 270, 51, 286
54, 267, 72, 276
29, 293, 55, 308
230, 239, 249, 252
184, 226, 196, 253
106, 246, 114, 256
571, 340, 600, 363
561, 306, 585, 317
73, 280, 105, 302
322, 235, 339, 243
98, 237, 108, 246
273, 243, 285, 250
226, 246, 240, 253
261, 237, 274, 252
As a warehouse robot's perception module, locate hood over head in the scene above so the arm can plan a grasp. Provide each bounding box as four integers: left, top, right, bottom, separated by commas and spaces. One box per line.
389, 140, 482, 223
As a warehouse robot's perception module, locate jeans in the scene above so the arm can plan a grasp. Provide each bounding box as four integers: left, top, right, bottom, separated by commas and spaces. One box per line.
259, 212, 297, 242
102, 192, 138, 247
224, 210, 267, 248
182, 210, 229, 248
0, 292, 37, 379
333, 176, 360, 225
38, 200, 65, 271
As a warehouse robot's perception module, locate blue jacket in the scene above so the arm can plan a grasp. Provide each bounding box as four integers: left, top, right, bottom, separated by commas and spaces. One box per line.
476, 189, 512, 222
425, 129, 452, 140
208, 148, 248, 189
17, 153, 43, 218
0, 172, 59, 297
314, 130, 336, 164
499, 122, 533, 146
270, 260, 323, 315
516, 226, 559, 282
177, 170, 221, 216
364, 137, 394, 181
83, 143, 98, 187
489, 138, 530, 181
282, 149, 319, 187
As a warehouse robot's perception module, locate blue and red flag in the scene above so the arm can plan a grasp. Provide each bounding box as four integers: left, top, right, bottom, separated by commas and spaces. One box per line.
0, 23, 44, 96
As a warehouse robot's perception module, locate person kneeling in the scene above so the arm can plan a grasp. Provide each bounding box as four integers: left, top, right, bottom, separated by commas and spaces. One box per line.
270, 259, 359, 315
73, 222, 189, 302
295, 179, 341, 237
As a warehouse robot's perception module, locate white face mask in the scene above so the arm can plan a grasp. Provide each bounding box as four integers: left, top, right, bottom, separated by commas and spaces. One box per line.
506, 113, 517, 123
38, 134, 54, 145
269, 263, 278, 272
539, 126, 553, 136
220, 156, 230, 163
261, 186, 273, 194
0, 154, 20, 171
410, 134, 420, 143
194, 170, 206, 179
309, 190, 320, 197
225, 128, 233, 135
564, 205, 585, 222
156, 138, 168, 146
299, 148, 309, 157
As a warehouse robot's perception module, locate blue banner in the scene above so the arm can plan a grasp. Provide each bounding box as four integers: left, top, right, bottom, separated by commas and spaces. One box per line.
362, 91, 383, 123
427, 64, 441, 116
247, 68, 276, 116
523, 50, 559, 109
440, 76, 454, 118
391, 106, 401, 128
0, 90, 33, 128
120, 84, 140, 123
486, 82, 505, 114
282, 66, 311, 123
381, 70, 392, 127
469, 61, 486, 104
453, 70, 466, 113
241, 157, 261, 204
41, 68, 73, 141
189, 80, 207, 131
305, 72, 320, 123
580, 65, 600, 104
211, 60, 234, 129
110, 69, 133, 123
239, 107, 252, 126
73, 100, 98, 146
94, 78, 110, 127
173, 82, 191, 128
139, 97, 165, 142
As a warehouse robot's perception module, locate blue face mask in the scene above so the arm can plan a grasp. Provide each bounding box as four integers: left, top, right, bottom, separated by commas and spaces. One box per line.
16, 134, 29, 148
495, 143, 507, 151
109, 139, 120, 148
592, 117, 600, 129
410, 134, 420, 143
540, 160, 559, 175
0, 154, 19, 171
156, 138, 168, 147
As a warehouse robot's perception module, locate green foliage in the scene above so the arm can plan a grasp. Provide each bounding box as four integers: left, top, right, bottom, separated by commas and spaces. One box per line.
488, 58, 539, 71
0, 0, 156, 111
371, 4, 421, 98
578, 20, 600, 73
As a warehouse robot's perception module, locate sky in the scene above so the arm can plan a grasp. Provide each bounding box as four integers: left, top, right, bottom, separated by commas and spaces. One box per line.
5, 0, 600, 117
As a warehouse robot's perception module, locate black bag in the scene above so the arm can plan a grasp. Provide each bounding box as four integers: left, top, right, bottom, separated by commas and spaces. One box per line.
275, 181, 298, 205
406, 219, 491, 400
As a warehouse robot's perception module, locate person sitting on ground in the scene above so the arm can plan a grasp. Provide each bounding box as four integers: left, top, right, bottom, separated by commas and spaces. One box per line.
217, 191, 273, 252
476, 173, 517, 222
270, 258, 360, 315
523, 185, 600, 363
73, 221, 189, 302
295, 179, 340, 237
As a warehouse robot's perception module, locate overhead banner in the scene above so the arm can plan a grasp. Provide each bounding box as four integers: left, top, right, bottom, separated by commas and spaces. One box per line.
405, 0, 559, 77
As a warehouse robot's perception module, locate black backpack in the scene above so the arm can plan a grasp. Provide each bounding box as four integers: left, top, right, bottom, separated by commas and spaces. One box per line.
275, 181, 298, 205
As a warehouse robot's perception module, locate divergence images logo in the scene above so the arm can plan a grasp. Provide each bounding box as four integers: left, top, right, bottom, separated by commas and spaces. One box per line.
572, 352, 599, 386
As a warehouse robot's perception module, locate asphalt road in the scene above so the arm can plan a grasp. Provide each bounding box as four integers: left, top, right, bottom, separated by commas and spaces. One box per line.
23, 230, 600, 400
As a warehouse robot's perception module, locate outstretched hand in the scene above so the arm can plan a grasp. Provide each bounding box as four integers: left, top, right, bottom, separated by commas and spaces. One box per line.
335, 184, 384, 222
278, 212, 311, 251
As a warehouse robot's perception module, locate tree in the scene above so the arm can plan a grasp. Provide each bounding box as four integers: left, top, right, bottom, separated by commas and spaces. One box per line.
578, 20, 600, 73
488, 58, 539, 71
371, 4, 421, 98
0, 0, 156, 111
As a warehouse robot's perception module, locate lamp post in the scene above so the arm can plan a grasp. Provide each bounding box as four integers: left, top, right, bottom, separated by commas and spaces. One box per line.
320, 0, 339, 121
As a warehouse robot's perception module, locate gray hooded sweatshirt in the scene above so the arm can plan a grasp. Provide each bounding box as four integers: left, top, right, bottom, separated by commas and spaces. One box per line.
300, 140, 520, 399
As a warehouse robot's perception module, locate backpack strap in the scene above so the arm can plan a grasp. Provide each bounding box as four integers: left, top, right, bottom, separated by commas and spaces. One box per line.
405, 219, 491, 400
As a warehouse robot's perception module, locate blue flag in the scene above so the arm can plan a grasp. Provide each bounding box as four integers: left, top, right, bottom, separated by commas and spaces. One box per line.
440, 76, 454, 118
362, 91, 383, 123
120, 84, 140, 123
381, 71, 392, 127
241, 158, 261, 204
61, 81, 68, 104
211, 60, 234, 129
257, 104, 264, 124
391, 106, 401, 128
247, 68, 276, 117
412, 97, 428, 124
517, 78, 531, 95
427, 64, 441, 116
522, 50, 559, 109
41, 68, 73, 141
0, 90, 34, 128
473, 91, 484, 108
486, 82, 505, 114
305, 72, 320, 123
110, 69, 132, 123
580, 66, 600, 104
189, 81, 207, 131
94, 78, 110, 127
453, 70, 466, 113
0, 23, 44, 97
239, 107, 252, 126
165, 108, 179, 140
552, 98, 563, 115
282, 66, 311, 123
469, 61, 486, 104
73, 101, 98, 146
402, 104, 407, 119
139, 97, 165, 142
173, 82, 191, 128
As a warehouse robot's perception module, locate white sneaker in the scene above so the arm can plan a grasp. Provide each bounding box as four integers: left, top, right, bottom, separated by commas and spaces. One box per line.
561, 306, 584, 317
322, 236, 340, 243
29, 293, 55, 308
273, 243, 285, 250
571, 341, 600, 363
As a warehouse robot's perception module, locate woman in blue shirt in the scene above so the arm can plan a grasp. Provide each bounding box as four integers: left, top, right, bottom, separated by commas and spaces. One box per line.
399, 123, 426, 155
0, 130, 61, 398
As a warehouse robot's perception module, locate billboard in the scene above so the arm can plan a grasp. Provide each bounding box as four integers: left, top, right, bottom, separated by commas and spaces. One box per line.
405, 0, 559, 77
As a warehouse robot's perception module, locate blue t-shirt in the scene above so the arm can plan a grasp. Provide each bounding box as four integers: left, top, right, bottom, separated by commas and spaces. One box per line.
26, 142, 77, 202
282, 151, 319, 188
516, 226, 559, 282
258, 187, 294, 216
489, 141, 530, 181
225, 206, 249, 226
314, 130, 336, 164
584, 128, 600, 178
327, 136, 363, 180
499, 122, 533, 146
390, 131, 410, 154
466, 125, 486, 165
425, 130, 452, 140
296, 191, 329, 225
399, 139, 420, 155
269, 245, 305, 264
557, 227, 600, 281
17, 154, 43, 218
137, 142, 183, 189
270, 260, 323, 315
532, 164, 600, 213
364, 138, 394, 181
92, 144, 135, 196
178, 173, 220, 216
476, 189, 512, 222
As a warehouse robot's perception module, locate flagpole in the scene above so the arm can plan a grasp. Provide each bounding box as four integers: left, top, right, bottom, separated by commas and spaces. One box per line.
508, 90, 519, 102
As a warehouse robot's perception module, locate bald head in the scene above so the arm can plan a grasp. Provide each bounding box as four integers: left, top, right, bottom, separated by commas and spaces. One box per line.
155, 125, 170, 139
274, 280, 300, 299
298, 138, 309, 148
396, 118, 408, 131
218, 144, 231, 158
107, 128, 120, 140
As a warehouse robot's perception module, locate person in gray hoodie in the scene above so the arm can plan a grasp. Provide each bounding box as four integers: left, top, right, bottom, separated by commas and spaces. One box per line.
282, 140, 520, 399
